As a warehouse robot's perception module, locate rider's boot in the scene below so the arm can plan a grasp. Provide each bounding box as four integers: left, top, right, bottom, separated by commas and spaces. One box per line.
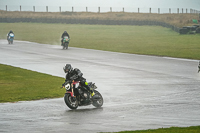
90, 90, 99, 99
84, 82, 99, 99
91, 91, 95, 97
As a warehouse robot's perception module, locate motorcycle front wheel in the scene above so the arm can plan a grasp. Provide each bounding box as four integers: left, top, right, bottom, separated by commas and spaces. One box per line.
64, 93, 78, 110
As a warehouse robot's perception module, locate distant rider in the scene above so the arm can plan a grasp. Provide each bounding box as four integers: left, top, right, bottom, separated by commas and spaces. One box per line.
61, 31, 70, 45
198, 61, 200, 73
7, 30, 14, 40
62, 64, 97, 98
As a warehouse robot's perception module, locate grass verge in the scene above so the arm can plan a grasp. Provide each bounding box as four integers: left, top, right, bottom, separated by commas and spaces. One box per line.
0, 64, 65, 103
1, 23, 200, 60
106, 126, 200, 133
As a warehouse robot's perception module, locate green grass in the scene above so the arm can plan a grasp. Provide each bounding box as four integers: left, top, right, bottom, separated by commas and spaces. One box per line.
107, 126, 200, 133
0, 23, 200, 59
0, 64, 65, 103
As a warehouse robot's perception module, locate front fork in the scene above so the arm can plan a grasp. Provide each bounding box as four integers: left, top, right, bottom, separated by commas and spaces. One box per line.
71, 80, 75, 97
64, 80, 75, 97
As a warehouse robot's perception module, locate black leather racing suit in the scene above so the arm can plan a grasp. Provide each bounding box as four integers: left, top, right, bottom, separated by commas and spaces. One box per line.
61, 32, 70, 38
7, 31, 14, 40
61, 32, 70, 45
63, 68, 92, 93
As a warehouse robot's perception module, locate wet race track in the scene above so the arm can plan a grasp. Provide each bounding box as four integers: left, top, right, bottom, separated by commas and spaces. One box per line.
0, 40, 200, 133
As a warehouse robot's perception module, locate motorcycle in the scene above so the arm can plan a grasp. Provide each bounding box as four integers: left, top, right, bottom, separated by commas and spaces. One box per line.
62, 36, 70, 49
7, 33, 15, 44
62, 80, 103, 110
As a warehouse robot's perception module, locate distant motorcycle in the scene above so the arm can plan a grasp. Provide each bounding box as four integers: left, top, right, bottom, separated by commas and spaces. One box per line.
62, 36, 70, 49
62, 80, 103, 110
7, 33, 15, 44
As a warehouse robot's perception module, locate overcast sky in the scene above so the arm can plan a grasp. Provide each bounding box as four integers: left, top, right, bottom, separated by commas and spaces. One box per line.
0, 0, 199, 12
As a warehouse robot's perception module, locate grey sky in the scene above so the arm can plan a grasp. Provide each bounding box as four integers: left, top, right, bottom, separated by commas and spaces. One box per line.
0, 0, 200, 8
0, 0, 199, 12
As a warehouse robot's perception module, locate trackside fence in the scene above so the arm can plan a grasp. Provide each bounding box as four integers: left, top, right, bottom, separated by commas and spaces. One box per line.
1, 5, 200, 14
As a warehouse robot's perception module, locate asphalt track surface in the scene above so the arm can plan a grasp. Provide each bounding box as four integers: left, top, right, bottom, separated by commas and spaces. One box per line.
0, 40, 200, 133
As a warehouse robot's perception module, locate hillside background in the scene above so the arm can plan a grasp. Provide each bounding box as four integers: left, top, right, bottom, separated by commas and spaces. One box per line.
0, 10, 199, 29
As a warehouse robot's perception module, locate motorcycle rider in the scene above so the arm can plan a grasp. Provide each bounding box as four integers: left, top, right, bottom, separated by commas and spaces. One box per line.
198, 61, 200, 73
62, 64, 97, 98
61, 31, 70, 45
7, 30, 14, 40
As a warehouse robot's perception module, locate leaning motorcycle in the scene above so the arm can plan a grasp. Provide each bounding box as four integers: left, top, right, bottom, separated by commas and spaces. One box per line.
62, 80, 103, 110
62, 36, 70, 49
7, 33, 15, 44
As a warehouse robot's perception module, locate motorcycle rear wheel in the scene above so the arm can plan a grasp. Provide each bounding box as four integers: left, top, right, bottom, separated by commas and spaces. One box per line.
92, 90, 103, 108
64, 93, 78, 110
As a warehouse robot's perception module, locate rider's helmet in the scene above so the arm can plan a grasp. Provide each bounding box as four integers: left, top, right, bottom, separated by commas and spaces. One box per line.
10, 30, 13, 33
63, 64, 73, 73
64, 31, 67, 33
